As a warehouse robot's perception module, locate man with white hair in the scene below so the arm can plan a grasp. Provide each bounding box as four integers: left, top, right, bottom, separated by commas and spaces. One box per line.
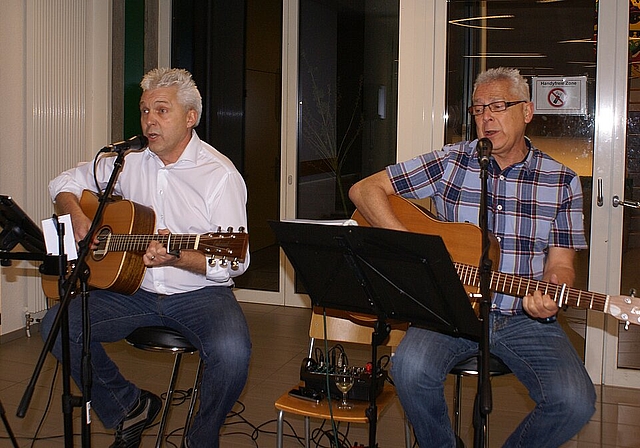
349, 67, 595, 447
42, 67, 251, 448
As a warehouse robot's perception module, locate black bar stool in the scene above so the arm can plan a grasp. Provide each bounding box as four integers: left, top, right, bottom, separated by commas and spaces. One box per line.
450, 354, 512, 448
125, 326, 203, 448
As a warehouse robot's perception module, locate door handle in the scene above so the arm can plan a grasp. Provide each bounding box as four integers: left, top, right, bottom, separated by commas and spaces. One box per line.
597, 178, 603, 207
612, 195, 640, 209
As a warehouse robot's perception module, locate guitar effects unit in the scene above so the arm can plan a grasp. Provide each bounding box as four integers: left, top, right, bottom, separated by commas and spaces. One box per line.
300, 359, 387, 402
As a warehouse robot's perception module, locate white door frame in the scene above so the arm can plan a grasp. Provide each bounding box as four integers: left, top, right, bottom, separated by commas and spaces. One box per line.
585, 0, 640, 387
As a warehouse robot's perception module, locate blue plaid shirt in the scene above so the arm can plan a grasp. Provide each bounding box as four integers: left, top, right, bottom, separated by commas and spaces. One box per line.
387, 138, 588, 314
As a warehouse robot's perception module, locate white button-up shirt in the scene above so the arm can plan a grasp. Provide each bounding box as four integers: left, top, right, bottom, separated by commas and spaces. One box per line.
49, 131, 250, 293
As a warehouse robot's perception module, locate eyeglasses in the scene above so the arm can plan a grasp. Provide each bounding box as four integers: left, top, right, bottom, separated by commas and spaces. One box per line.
468, 100, 527, 116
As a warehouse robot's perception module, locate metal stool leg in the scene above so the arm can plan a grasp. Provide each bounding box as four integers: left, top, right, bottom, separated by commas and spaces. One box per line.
450, 355, 512, 448
276, 409, 284, 448
180, 358, 203, 448
156, 352, 184, 448
304, 416, 310, 448
454, 374, 489, 447
453, 373, 463, 438
485, 414, 489, 448
276, 405, 309, 448
404, 415, 412, 448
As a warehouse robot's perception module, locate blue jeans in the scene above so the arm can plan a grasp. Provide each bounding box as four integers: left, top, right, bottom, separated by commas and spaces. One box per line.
391, 312, 595, 448
41, 286, 251, 448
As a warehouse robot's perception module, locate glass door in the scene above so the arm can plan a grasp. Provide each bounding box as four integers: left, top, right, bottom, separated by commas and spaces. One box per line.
597, 0, 640, 387
443, 0, 640, 388
170, 0, 285, 305
279, 0, 400, 306
445, 0, 597, 361
295, 0, 399, 220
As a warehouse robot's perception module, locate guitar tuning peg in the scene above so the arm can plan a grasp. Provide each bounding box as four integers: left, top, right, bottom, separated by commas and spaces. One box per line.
227, 226, 233, 233
238, 226, 245, 233
220, 258, 228, 267
216, 226, 222, 233
629, 289, 637, 298
208, 257, 217, 266
231, 259, 239, 270
625, 321, 630, 331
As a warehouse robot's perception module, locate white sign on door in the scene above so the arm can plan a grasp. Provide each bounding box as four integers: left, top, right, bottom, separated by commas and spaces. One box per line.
531, 76, 587, 116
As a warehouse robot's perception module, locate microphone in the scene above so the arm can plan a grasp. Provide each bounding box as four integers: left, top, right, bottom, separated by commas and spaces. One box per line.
100, 135, 148, 153
477, 137, 492, 167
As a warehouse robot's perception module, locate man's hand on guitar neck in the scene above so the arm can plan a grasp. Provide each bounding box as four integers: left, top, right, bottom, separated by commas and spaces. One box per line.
144, 229, 207, 275
144, 229, 180, 268
523, 273, 562, 320
524, 247, 576, 320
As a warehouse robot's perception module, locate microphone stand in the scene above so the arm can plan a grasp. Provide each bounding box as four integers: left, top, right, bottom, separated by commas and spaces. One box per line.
474, 140, 493, 448
17, 149, 129, 448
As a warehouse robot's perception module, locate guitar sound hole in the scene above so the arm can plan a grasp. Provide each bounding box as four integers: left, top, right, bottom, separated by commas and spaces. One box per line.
92, 228, 111, 260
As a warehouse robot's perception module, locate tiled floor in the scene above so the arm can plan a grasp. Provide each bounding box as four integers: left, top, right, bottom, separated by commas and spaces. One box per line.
0, 302, 639, 447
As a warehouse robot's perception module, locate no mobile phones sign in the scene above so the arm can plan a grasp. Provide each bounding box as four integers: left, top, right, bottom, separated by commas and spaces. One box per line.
532, 76, 587, 116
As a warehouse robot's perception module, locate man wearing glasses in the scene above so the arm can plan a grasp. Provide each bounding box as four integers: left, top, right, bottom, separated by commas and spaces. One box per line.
349, 67, 595, 447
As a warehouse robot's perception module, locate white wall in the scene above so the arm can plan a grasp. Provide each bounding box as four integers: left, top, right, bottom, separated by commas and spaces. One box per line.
0, 0, 111, 337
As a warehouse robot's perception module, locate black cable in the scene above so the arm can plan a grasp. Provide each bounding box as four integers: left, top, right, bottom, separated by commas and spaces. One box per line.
91, 151, 104, 196
311, 420, 353, 448
17, 327, 393, 447
160, 388, 193, 407
14, 383, 364, 448
28, 360, 59, 447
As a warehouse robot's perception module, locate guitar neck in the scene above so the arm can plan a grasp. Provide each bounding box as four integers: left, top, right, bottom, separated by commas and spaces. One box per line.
456, 262, 611, 313
103, 234, 201, 252
350, 195, 640, 327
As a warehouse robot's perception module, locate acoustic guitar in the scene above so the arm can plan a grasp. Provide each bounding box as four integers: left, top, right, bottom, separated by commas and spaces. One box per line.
352, 195, 640, 328
42, 190, 248, 298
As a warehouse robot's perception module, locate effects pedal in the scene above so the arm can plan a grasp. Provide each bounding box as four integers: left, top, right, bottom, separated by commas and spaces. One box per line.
300, 358, 387, 401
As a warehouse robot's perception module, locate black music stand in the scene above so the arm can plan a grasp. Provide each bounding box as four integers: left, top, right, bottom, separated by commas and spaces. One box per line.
0, 195, 46, 257
269, 220, 480, 448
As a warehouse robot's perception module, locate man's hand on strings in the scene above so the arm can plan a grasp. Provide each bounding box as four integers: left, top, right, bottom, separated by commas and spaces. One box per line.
144, 229, 180, 267
522, 273, 560, 319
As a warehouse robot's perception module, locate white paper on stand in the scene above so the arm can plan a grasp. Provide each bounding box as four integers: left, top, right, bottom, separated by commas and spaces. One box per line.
41, 214, 78, 260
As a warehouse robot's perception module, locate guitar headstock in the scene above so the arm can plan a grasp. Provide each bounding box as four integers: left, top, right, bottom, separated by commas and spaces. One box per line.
199, 229, 248, 270
608, 295, 640, 329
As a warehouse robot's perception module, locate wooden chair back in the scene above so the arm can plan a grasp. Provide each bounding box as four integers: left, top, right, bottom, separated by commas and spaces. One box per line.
308, 307, 407, 349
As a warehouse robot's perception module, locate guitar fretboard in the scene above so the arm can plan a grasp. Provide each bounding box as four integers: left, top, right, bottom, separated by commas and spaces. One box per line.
101, 234, 201, 252
455, 262, 610, 313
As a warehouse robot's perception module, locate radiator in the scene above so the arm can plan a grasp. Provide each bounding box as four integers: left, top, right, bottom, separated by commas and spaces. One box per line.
24, 0, 88, 317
